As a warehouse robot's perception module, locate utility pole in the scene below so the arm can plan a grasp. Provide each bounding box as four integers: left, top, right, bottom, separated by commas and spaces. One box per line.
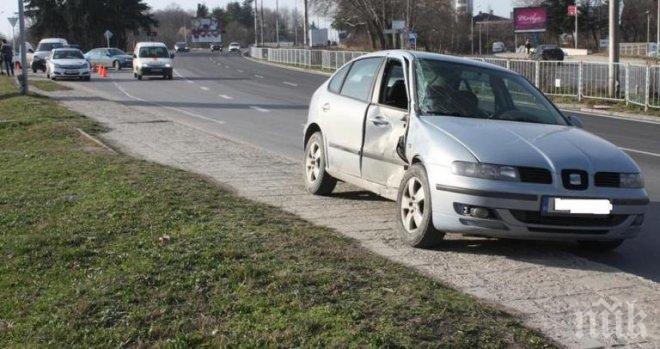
294, 0, 298, 46
18, 0, 28, 94
303, 0, 309, 47
657, 0, 659, 55
648, 10, 651, 46
254, 0, 258, 46
608, 0, 619, 98
260, 0, 264, 45
275, 0, 279, 47
574, 1, 579, 49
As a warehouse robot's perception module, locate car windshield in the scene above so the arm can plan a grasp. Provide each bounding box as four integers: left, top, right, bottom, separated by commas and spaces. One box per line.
176, 42, 186, 46
415, 58, 568, 125
139, 46, 169, 58
37, 42, 65, 52
53, 50, 84, 59
108, 48, 125, 56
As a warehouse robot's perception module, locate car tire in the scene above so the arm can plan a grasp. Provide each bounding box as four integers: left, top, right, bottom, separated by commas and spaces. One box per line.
303, 132, 337, 195
137, 74, 142, 80
32, 67, 37, 73
396, 164, 445, 248
578, 239, 624, 251
84, 76, 90, 81
113, 61, 121, 71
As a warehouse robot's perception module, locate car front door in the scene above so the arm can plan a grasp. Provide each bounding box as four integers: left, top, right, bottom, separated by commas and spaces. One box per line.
323, 57, 384, 178
362, 57, 410, 187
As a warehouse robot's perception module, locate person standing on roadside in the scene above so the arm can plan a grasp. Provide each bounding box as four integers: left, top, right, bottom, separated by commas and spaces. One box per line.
1, 40, 14, 76
525, 38, 532, 55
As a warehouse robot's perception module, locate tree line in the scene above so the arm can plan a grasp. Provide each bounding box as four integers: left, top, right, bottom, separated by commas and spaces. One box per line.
21, 0, 659, 53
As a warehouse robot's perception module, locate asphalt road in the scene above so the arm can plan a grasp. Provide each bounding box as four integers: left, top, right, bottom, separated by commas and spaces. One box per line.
74, 51, 660, 282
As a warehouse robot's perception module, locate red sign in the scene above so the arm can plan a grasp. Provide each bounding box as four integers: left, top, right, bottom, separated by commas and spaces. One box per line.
568, 5, 577, 16
514, 7, 548, 33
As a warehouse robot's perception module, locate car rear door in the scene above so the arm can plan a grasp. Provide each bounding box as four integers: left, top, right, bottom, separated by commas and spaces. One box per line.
323, 57, 384, 178
362, 57, 410, 187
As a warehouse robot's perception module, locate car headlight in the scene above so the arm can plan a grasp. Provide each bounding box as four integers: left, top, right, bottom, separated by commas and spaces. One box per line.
165, 63, 171, 68
451, 161, 520, 182
620, 173, 644, 188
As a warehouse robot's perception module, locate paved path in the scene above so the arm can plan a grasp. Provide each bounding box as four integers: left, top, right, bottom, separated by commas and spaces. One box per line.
34, 77, 660, 348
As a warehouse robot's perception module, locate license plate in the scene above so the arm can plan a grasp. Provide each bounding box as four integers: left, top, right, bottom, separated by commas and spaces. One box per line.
542, 197, 612, 215
151, 68, 162, 72
65, 70, 78, 75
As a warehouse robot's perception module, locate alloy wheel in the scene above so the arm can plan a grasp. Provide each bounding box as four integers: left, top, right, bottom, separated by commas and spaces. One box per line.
400, 177, 426, 233
305, 141, 321, 184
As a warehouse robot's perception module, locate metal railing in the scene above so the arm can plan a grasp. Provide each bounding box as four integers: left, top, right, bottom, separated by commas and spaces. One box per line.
250, 46, 660, 111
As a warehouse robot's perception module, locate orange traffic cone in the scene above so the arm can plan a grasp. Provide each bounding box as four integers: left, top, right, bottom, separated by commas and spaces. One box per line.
101, 66, 108, 78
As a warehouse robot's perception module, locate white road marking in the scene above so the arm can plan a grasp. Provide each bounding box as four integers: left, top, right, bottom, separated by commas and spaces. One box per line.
225, 66, 230, 69
200, 86, 210, 91
283, 81, 298, 87
174, 70, 194, 84
254, 74, 264, 78
219, 94, 233, 100
620, 147, 660, 158
113, 82, 225, 124
237, 69, 244, 73
250, 106, 270, 113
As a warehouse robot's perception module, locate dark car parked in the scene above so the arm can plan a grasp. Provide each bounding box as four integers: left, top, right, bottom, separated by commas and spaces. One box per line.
531, 45, 565, 61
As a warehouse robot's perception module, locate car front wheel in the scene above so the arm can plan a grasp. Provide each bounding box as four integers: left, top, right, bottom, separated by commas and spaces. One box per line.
113, 60, 121, 71
303, 132, 337, 195
397, 164, 445, 248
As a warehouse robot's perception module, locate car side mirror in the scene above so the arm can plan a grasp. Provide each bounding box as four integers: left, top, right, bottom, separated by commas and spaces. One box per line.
568, 115, 583, 128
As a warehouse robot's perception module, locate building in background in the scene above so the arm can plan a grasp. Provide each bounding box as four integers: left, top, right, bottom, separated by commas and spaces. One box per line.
455, 0, 474, 16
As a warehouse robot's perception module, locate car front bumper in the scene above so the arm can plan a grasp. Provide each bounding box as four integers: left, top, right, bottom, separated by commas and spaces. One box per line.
51, 66, 91, 78
428, 166, 649, 241
138, 67, 173, 76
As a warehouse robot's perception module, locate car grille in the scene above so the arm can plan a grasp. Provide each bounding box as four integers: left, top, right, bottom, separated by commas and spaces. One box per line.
60, 64, 85, 69
595, 172, 620, 187
510, 210, 628, 227
518, 167, 552, 184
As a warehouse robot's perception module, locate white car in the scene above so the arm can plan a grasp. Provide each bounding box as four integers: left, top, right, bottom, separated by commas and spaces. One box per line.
46, 48, 91, 81
32, 38, 68, 73
132, 42, 174, 80
303, 50, 648, 250
228, 42, 241, 53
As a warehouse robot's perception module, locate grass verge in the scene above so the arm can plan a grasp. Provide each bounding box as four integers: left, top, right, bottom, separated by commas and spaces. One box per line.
31, 79, 73, 92
0, 76, 555, 347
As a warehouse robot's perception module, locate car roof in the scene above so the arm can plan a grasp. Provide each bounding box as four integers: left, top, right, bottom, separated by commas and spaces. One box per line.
360, 50, 512, 73
135, 42, 167, 47
53, 47, 81, 51
39, 38, 67, 43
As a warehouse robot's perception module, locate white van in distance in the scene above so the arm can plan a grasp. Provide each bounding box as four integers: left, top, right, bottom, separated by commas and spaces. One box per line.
132, 42, 174, 80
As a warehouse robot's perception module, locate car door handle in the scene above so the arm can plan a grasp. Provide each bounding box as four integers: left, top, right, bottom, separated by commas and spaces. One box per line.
321, 103, 331, 112
369, 116, 390, 126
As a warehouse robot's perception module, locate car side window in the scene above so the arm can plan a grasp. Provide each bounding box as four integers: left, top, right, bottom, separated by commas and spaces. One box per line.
340, 58, 382, 102
328, 64, 350, 94
378, 59, 408, 109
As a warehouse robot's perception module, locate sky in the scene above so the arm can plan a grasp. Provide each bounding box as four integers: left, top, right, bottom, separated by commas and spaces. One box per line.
0, 0, 513, 41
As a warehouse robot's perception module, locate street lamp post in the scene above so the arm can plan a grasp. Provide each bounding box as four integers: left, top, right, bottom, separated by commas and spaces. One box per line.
18, 0, 28, 94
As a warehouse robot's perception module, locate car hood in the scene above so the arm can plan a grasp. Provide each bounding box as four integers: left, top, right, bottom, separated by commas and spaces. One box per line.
51, 59, 87, 65
422, 116, 639, 173
139, 57, 171, 65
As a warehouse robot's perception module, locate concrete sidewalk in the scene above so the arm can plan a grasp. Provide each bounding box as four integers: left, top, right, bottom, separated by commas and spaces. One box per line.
35, 83, 660, 348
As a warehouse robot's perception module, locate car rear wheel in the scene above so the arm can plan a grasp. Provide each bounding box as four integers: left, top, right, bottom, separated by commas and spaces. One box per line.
397, 164, 445, 248
578, 239, 624, 251
137, 74, 142, 80
303, 132, 337, 195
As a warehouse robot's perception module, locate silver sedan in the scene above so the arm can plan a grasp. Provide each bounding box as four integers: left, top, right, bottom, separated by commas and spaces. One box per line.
303, 50, 649, 250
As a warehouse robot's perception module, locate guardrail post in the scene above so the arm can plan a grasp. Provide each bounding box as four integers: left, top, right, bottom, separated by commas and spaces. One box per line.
578, 61, 583, 102
625, 63, 629, 105
506, 59, 510, 71
534, 60, 540, 87
645, 65, 650, 111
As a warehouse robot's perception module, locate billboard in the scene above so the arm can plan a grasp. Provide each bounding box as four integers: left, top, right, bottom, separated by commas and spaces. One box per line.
513, 7, 547, 33
190, 18, 221, 43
